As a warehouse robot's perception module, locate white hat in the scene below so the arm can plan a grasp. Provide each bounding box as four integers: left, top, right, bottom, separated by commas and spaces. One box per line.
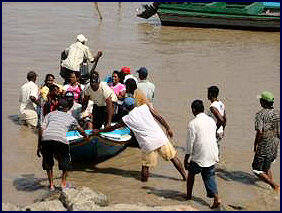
77, 34, 88, 42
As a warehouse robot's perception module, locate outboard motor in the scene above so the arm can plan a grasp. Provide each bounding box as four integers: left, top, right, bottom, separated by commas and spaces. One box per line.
80, 58, 90, 85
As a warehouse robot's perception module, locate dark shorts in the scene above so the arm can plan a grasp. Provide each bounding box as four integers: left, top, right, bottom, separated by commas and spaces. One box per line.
92, 105, 107, 129
42, 140, 71, 171
252, 154, 274, 174
188, 161, 218, 198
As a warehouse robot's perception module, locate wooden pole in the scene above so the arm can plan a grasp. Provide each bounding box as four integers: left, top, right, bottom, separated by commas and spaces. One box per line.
94, 2, 103, 20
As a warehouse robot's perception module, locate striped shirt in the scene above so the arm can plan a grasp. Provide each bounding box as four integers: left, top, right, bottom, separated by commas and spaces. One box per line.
255, 108, 280, 159
42, 110, 79, 144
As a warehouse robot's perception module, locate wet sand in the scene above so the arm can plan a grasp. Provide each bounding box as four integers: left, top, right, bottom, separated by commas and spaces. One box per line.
2, 2, 280, 211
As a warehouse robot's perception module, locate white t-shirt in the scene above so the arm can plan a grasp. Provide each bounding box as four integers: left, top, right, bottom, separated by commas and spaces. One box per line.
67, 102, 82, 120
83, 82, 117, 106
210, 100, 225, 134
137, 80, 155, 102
124, 74, 138, 85
61, 42, 94, 72
19, 81, 39, 113
186, 113, 219, 167
122, 104, 168, 152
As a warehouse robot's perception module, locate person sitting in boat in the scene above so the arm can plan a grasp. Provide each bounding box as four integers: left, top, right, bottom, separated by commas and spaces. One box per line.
43, 84, 61, 116
136, 67, 155, 105
40, 74, 64, 101
109, 70, 126, 99
63, 72, 84, 104
65, 91, 93, 130
19, 71, 39, 128
120, 66, 138, 85
60, 34, 101, 84
93, 97, 186, 182
108, 70, 126, 122
125, 78, 148, 107
82, 71, 118, 129
112, 78, 148, 122
37, 98, 89, 191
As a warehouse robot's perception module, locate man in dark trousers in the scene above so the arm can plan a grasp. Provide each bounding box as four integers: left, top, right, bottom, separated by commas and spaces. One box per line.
82, 71, 117, 129
184, 100, 221, 209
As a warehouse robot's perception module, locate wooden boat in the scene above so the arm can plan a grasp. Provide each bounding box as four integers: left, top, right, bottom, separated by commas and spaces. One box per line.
137, 2, 280, 31
67, 127, 132, 164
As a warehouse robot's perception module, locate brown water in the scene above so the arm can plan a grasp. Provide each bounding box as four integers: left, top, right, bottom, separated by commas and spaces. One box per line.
2, 2, 280, 211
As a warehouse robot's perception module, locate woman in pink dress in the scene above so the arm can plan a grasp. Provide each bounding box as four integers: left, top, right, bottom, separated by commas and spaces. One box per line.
109, 71, 126, 122
110, 70, 126, 99
63, 72, 84, 103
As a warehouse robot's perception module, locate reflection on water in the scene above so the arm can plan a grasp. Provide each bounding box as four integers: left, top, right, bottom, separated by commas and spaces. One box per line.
2, 2, 280, 211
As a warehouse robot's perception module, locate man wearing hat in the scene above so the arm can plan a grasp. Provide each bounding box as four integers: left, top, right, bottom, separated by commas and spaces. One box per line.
60, 34, 101, 83
136, 67, 155, 104
252, 91, 280, 191
65, 91, 93, 130
82, 71, 117, 129
65, 91, 82, 121
93, 97, 186, 183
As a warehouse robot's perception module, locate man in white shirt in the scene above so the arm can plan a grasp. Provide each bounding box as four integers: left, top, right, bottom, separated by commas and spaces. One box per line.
60, 34, 100, 83
82, 71, 117, 129
93, 97, 186, 182
207, 86, 227, 156
65, 91, 93, 130
184, 100, 221, 209
19, 71, 39, 128
137, 67, 155, 104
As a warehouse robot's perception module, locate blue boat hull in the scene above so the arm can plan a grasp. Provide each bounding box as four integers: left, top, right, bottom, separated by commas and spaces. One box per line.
69, 136, 127, 164
67, 128, 132, 165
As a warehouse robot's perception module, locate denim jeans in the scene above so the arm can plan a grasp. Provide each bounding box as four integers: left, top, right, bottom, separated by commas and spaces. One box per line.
188, 161, 218, 198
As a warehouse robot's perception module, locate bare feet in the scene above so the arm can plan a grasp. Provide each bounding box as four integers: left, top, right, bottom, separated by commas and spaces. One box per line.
49, 185, 55, 192
211, 198, 221, 209
274, 185, 280, 192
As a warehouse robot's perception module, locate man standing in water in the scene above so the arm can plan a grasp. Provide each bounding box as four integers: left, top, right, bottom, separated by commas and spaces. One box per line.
93, 97, 186, 182
207, 86, 226, 156
19, 71, 39, 128
37, 98, 89, 191
184, 100, 221, 209
252, 91, 280, 191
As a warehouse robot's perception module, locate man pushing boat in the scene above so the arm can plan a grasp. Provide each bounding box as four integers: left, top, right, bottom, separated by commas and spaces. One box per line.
93, 97, 186, 182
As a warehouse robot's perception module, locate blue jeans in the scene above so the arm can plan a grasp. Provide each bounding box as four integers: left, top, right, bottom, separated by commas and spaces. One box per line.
188, 161, 218, 198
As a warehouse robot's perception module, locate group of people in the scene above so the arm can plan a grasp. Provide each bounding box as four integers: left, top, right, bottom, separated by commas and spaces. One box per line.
19, 34, 279, 209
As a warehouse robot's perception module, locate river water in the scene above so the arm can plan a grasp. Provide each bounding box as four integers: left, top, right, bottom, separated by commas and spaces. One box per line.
2, 2, 280, 211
